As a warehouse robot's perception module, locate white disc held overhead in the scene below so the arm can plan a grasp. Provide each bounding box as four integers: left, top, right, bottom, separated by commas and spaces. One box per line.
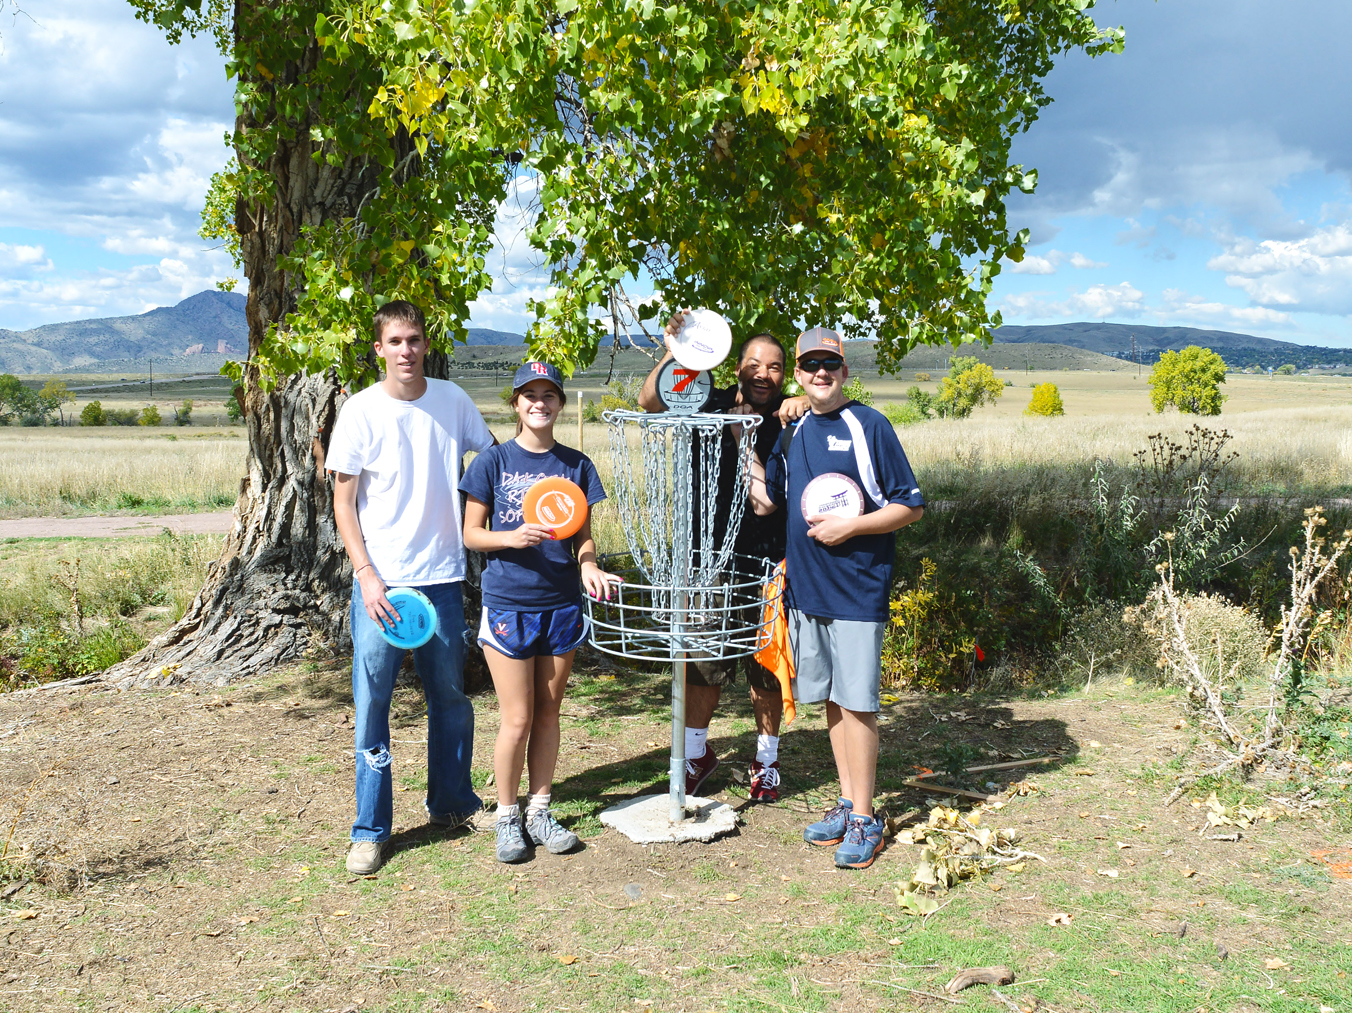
669, 308, 732, 371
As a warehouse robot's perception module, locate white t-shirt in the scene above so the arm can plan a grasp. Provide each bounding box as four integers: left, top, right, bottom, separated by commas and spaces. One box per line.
326, 378, 494, 586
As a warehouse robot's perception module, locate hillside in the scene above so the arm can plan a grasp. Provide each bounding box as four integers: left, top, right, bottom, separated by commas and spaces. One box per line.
993, 322, 1349, 370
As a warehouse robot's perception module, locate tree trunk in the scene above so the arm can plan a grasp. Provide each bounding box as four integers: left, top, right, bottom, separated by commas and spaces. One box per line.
104, 31, 491, 693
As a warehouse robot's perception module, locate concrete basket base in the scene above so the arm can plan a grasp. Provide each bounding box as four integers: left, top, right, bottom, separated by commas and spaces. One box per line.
599, 794, 739, 844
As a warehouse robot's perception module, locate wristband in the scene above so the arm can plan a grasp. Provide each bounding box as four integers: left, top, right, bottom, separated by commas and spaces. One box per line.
354, 563, 373, 577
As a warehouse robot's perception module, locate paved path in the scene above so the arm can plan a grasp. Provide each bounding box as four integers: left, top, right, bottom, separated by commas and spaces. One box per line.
0, 512, 234, 539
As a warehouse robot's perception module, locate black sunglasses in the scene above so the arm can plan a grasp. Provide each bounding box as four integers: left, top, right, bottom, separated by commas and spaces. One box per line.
798, 356, 844, 373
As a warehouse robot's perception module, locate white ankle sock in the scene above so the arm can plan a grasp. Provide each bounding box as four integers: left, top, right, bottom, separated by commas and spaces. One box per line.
497, 802, 520, 818
526, 792, 550, 815
685, 727, 708, 760
755, 734, 779, 766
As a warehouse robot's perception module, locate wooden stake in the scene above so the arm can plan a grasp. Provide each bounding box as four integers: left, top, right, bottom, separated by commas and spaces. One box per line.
577, 392, 585, 449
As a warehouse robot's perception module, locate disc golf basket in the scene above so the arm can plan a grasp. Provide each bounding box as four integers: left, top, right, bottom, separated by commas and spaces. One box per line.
587, 409, 781, 831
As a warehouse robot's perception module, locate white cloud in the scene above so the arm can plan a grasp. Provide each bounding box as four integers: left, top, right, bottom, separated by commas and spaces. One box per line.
1008, 249, 1108, 275
1207, 221, 1352, 316
0, 243, 52, 273
1069, 252, 1108, 269
1002, 282, 1146, 320
1160, 288, 1292, 327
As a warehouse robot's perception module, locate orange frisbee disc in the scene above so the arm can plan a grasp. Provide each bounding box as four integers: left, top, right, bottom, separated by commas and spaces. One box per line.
522, 477, 588, 539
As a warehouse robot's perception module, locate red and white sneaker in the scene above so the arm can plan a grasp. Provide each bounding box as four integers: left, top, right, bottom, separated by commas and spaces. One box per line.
685, 748, 721, 797
748, 760, 781, 803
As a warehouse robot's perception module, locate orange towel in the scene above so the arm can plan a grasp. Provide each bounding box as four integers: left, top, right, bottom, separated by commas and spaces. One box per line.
754, 561, 796, 727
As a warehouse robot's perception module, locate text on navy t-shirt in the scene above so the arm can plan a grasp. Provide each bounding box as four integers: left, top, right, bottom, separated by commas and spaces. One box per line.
460, 440, 607, 610
764, 402, 924, 622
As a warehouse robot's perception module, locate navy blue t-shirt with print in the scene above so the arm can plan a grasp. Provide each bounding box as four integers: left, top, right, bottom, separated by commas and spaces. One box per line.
764, 401, 924, 623
460, 440, 607, 611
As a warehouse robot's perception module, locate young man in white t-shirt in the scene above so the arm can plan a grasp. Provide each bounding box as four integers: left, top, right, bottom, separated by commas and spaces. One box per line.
327, 301, 496, 874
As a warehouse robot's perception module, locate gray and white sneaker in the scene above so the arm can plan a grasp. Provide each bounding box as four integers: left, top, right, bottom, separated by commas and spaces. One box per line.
495, 814, 529, 863
525, 808, 579, 854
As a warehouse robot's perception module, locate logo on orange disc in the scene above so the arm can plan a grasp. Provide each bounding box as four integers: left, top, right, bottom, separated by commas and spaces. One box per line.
523, 477, 588, 539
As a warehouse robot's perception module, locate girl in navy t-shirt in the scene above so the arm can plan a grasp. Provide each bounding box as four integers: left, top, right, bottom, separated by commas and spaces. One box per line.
461, 362, 613, 863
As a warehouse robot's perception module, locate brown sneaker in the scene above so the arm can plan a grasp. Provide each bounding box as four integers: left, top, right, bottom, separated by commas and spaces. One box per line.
346, 841, 384, 875
684, 747, 721, 797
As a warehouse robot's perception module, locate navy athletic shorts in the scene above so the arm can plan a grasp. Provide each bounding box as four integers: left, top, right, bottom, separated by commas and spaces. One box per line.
477, 604, 589, 660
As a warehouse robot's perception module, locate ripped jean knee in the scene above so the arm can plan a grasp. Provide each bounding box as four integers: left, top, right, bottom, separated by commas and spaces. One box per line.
361, 743, 392, 772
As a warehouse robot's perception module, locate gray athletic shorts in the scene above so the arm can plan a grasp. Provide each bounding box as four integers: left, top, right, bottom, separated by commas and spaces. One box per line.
788, 610, 885, 714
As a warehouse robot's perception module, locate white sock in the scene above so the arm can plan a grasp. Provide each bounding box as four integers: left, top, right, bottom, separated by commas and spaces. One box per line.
497, 802, 519, 819
685, 727, 708, 760
755, 734, 779, 766
526, 792, 550, 815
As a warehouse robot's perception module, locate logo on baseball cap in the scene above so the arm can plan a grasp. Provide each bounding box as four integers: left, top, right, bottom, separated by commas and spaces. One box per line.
795, 326, 843, 361
512, 361, 565, 393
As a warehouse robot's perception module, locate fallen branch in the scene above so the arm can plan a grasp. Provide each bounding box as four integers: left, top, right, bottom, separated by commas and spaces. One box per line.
946, 966, 1015, 994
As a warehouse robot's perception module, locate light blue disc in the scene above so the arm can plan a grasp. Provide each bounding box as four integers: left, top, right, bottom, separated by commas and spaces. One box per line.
376, 587, 438, 649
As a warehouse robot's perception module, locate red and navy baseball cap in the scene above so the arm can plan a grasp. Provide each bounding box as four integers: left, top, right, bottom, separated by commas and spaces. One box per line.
795, 326, 844, 361
512, 361, 565, 394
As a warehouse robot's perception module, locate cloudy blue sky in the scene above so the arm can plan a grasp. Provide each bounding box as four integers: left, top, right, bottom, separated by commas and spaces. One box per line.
2, 0, 1350, 347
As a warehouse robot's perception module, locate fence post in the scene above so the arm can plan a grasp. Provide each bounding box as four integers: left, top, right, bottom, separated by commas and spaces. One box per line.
577, 391, 585, 449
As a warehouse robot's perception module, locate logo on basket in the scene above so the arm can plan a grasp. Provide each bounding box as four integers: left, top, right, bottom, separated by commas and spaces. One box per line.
533, 490, 577, 526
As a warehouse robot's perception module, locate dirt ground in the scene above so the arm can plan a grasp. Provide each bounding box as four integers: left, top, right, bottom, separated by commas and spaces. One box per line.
1, 657, 1348, 1013
0, 513, 234, 539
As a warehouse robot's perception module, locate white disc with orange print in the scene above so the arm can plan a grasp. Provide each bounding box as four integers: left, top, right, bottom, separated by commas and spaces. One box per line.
523, 476, 588, 539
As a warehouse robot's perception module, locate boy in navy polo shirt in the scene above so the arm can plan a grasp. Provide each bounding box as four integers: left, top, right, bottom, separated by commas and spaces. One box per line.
749, 327, 924, 869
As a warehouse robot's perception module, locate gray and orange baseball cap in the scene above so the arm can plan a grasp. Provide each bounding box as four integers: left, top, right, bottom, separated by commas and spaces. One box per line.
795, 326, 843, 361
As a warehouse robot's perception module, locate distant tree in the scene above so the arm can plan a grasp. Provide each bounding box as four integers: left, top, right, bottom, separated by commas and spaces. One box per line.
39, 380, 75, 425
138, 405, 162, 427
1024, 382, 1065, 417
905, 385, 935, 420
1275, 363, 1296, 375
935, 356, 1004, 419
1149, 346, 1228, 415
914, 373, 932, 383
842, 377, 874, 407
224, 395, 243, 424
174, 399, 194, 426
80, 401, 107, 427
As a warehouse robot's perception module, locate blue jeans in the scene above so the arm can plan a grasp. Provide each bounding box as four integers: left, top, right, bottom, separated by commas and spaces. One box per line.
350, 580, 480, 842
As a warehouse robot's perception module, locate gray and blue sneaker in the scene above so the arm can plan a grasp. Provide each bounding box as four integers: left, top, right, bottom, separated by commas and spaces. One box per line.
803, 797, 853, 847
495, 814, 529, 863
526, 808, 579, 854
833, 813, 885, 869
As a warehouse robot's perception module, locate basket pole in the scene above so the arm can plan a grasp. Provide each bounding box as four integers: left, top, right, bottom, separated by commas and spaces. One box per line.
668, 425, 692, 822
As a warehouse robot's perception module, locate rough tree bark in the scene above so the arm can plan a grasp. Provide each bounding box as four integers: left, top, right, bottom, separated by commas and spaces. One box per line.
104, 32, 490, 692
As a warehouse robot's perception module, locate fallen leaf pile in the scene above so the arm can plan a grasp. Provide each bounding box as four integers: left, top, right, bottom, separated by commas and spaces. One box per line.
894, 806, 1044, 916
1199, 791, 1276, 834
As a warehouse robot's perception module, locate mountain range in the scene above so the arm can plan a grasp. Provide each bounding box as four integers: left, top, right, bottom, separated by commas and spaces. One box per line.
3, 292, 1347, 373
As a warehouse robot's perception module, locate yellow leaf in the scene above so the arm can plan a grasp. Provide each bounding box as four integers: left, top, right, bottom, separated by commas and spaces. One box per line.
1264, 958, 1289, 970
1181, 867, 1196, 878
558, 954, 578, 965
1047, 912, 1072, 926
724, 893, 742, 902
288, 896, 303, 903
330, 910, 349, 918
1107, 969, 1121, 977
13, 909, 38, 920
237, 916, 258, 925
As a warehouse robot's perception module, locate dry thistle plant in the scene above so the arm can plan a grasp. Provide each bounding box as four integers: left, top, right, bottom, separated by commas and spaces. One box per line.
893, 806, 1044, 915
1148, 507, 1351, 804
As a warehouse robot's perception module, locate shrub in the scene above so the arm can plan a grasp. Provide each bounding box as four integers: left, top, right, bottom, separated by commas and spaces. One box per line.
225, 393, 243, 423
1275, 363, 1296, 375
583, 376, 643, 421
904, 385, 934, 419
173, 399, 193, 426
138, 405, 161, 426
935, 356, 1003, 419
1024, 383, 1065, 417
106, 407, 140, 426
881, 402, 925, 425
1123, 589, 1268, 686
913, 372, 931, 382
1149, 345, 1227, 415
80, 401, 106, 426
842, 377, 873, 406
